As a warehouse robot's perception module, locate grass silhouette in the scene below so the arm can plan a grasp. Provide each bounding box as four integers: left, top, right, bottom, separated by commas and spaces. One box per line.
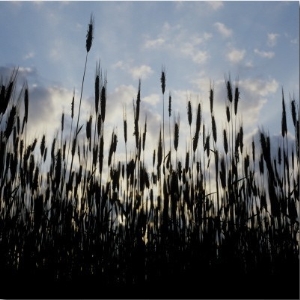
0, 15, 299, 299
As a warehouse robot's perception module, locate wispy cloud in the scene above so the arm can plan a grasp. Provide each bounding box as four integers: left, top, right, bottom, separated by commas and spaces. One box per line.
227, 48, 246, 63
144, 38, 165, 49
214, 22, 232, 38
112, 61, 153, 80
23, 52, 35, 60
267, 33, 279, 47
207, 1, 224, 10
129, 65, 153, 80
143, 93, 160, 106
290, 38, 298, 44
192, 51, 210, 64
241, 78, 278, 97
254, 48, 275, 59
143, 22, 210, 64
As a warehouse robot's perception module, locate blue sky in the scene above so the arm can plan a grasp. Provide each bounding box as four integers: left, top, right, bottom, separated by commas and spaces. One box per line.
0, 1, 299, 168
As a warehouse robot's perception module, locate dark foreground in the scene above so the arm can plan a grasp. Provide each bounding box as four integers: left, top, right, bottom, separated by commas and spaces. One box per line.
1, 262, 298, 299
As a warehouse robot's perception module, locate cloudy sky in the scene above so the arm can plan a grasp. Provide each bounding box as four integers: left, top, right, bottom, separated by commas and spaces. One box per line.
0, 1, 299, 169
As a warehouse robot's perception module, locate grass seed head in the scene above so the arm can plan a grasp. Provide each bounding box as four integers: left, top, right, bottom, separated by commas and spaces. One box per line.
161, 67, 166, 95
187, 100, 192, 127
86, 14, 94, 53
281, 89, 287, 137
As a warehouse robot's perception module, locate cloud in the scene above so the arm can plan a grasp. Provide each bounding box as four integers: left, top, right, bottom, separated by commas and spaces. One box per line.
144, 38, 165, 49
214, 22, 232, 38
181, 42, 210, 64
207, 1, 224, 10
26, 85, 73, 139
192, 51, 210, 64
240, 78, 278, 97
23, 52, 35, 60
0, 66, 39, 85
112, 61, 153, 80
129, 65, 154, 80
49, 38, 64, 61
290, 38, 298, 45
143, 94, 160, 106
112, 60, 126, 70
142, 22, 211, 64
245, 61, 254, 68
254, 49, 275, 59
267, 33, 279, 47
227, 48, 246, 63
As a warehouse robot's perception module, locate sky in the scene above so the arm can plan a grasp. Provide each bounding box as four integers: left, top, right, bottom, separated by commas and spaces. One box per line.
0, 1, 299, 172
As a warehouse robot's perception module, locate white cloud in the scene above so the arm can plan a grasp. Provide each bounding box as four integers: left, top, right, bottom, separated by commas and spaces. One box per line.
180, 42, 209, 64
254, 48, 275, 59
214, 22, 232, 38
267, 33, 279, 47
227, 48, 246, 63
23, 52, 35, 60
129, 65, 154, 80
144, 38, 165, 49
207, 1, 224, 10
203, 32, 213, 40
112, 60, 126, 70
143, 23, 210, 65
245, 61, 254, 68
112, 61, 153, 80
192, 51, 210, 64
143, 94, 160, 106
49, 38, 64, 61
290, 38, 298, 44
240, 78, 278, 97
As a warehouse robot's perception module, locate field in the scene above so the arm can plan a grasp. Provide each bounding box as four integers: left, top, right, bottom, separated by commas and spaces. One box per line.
0, 16, 299, 299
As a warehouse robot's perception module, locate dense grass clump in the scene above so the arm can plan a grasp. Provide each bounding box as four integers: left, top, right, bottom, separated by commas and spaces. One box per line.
0, 16, 299, 299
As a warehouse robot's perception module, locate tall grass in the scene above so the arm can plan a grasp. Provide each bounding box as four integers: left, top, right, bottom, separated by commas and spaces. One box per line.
0, 15, 299, 299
